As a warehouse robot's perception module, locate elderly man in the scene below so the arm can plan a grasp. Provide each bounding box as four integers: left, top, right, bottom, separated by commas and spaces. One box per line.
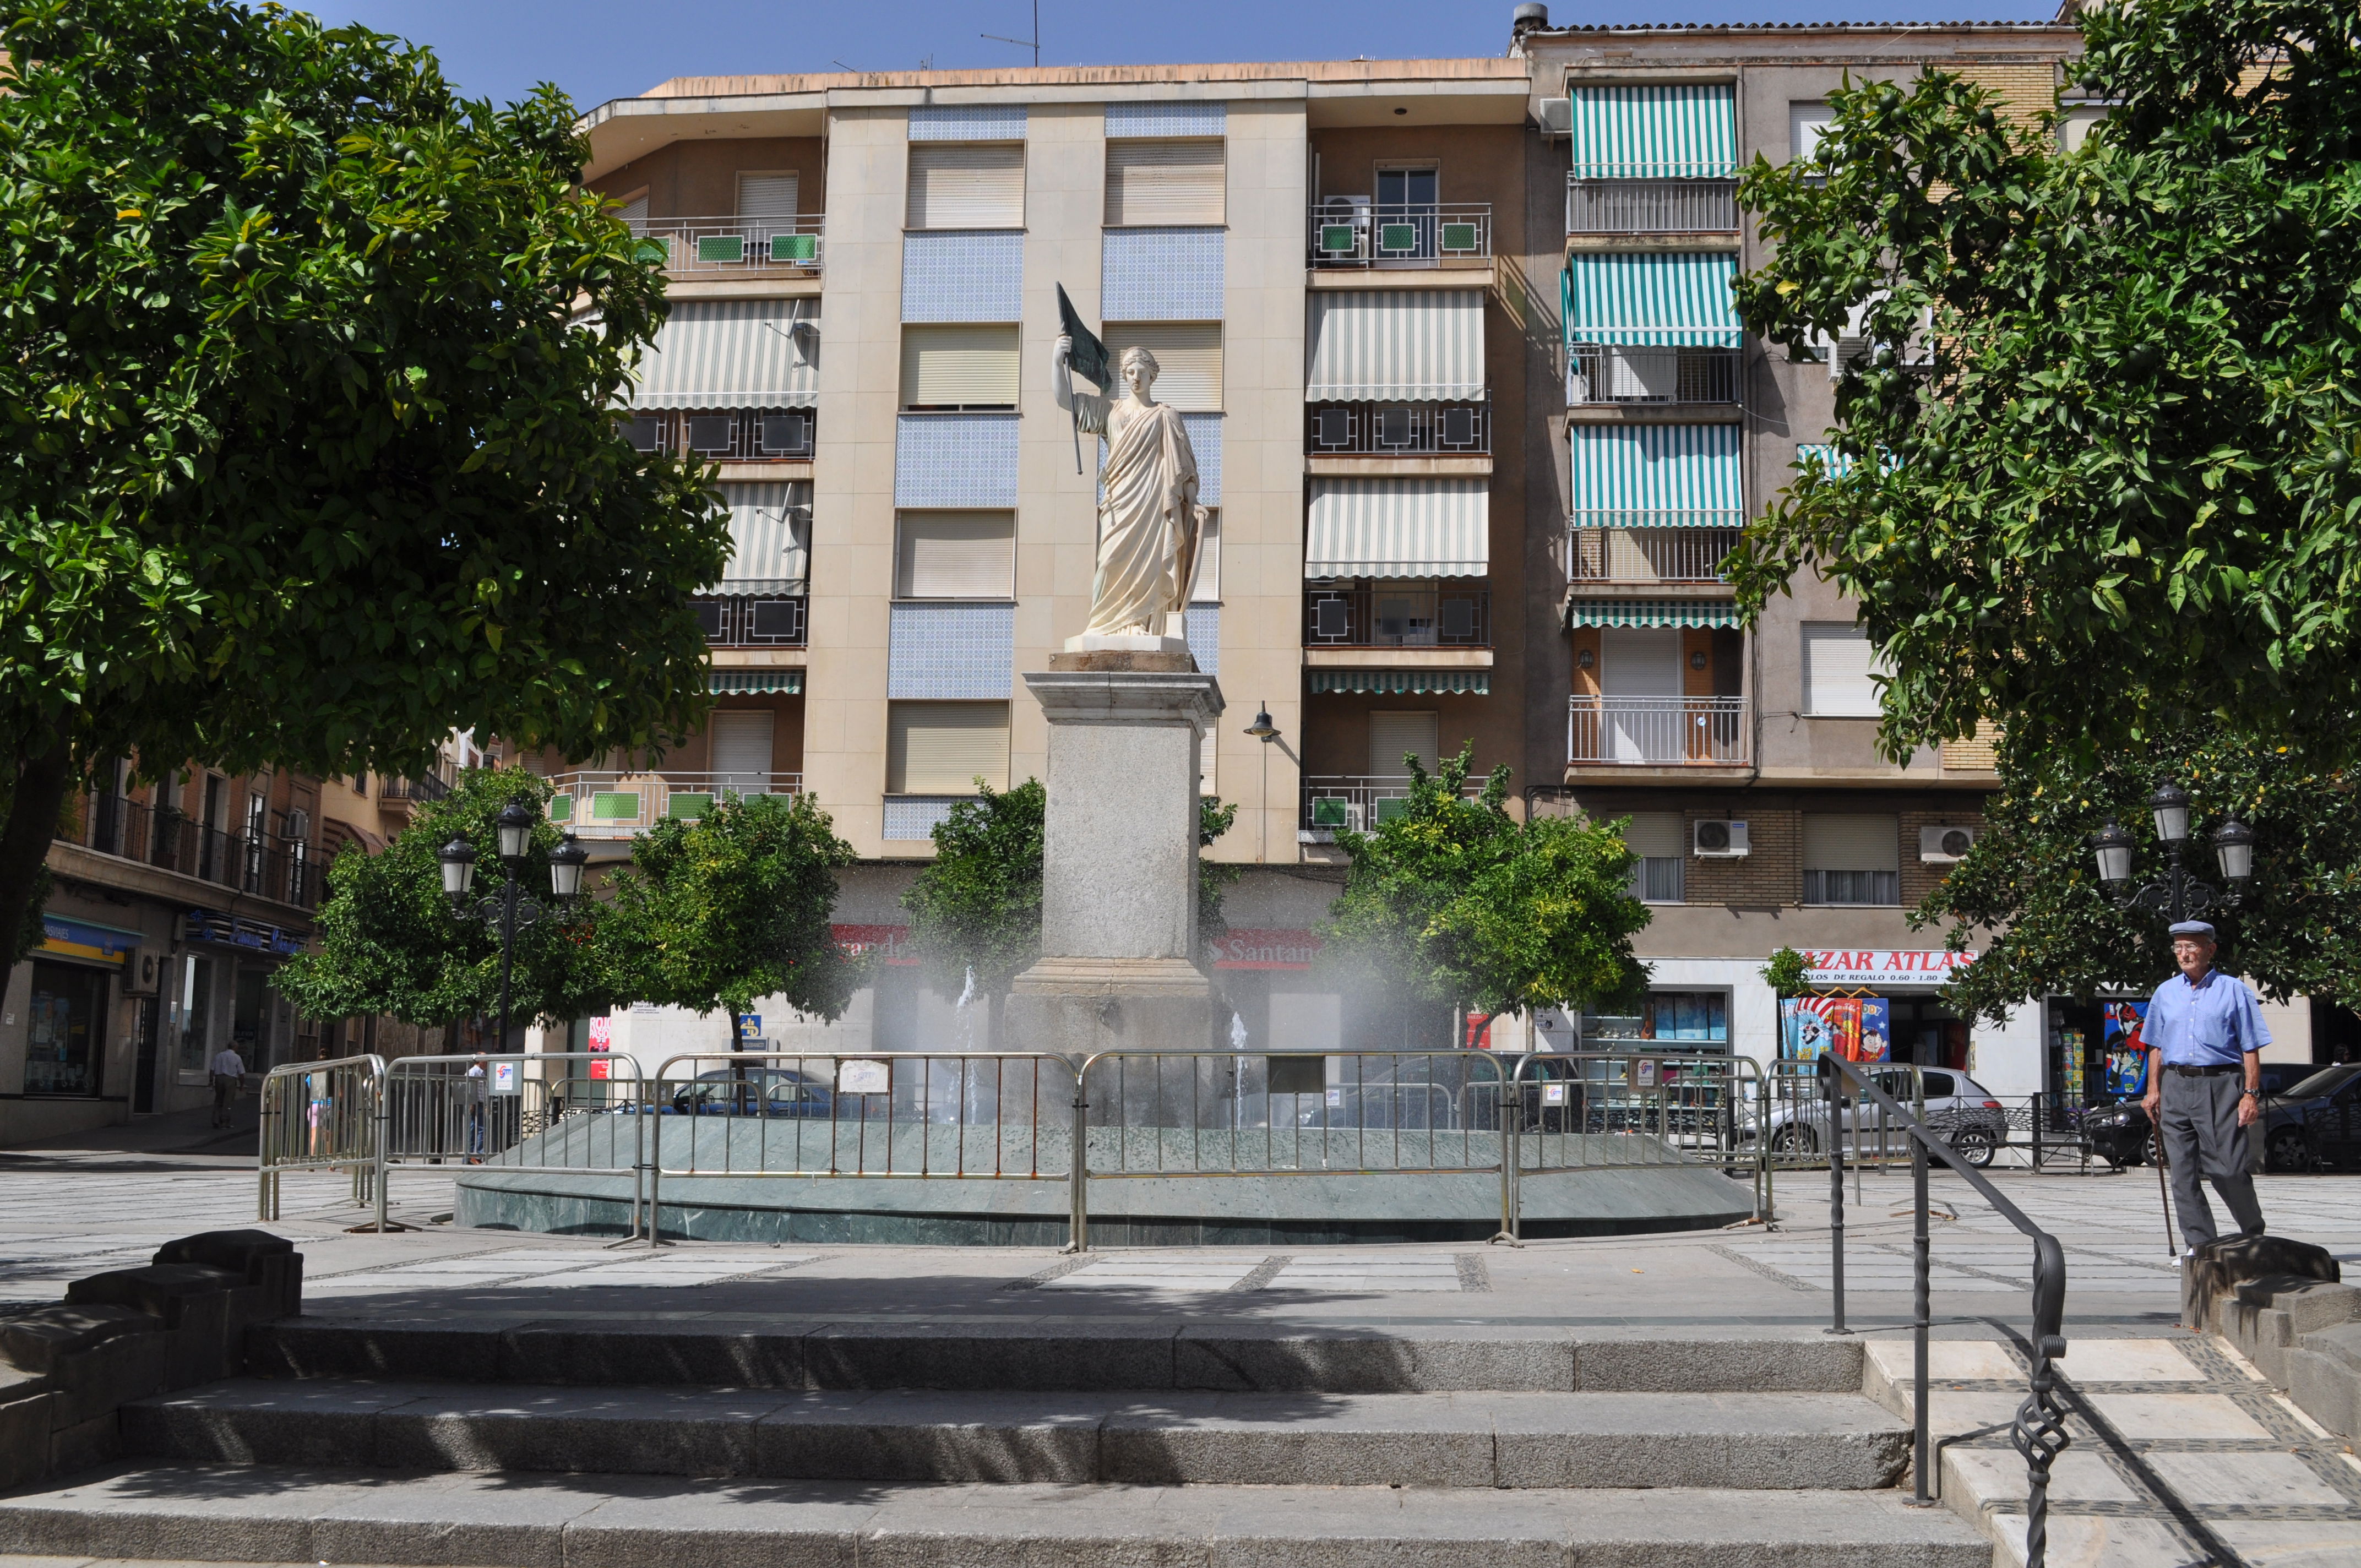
2140, 920, 2270, 1257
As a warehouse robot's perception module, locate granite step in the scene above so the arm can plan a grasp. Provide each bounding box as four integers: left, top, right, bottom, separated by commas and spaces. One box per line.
122, 1378, 1912, 1490
0, 1464, 1993, 1568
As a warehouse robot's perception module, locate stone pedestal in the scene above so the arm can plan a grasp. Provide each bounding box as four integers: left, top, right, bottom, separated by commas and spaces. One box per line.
1003, 667, 1224, 1056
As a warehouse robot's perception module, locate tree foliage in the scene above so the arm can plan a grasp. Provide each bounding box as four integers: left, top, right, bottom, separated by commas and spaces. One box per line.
1319, 747, 1652, 1040
1729, 0, 2361, 771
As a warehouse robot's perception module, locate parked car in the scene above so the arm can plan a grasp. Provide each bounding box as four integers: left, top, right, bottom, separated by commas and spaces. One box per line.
2079, 1099, 2152, 1168
2257, 1062, 2361, 1172
661, 1065, 834, 1118
1743, 1065, 2010, 1168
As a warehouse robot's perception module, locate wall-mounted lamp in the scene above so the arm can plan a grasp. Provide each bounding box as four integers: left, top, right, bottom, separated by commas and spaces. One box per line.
1576, 649, 1595, 670
1689, 650, 1709, 671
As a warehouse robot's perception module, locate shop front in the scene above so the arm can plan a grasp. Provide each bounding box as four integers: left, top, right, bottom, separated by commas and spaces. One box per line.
1777, 949, 1976, 1071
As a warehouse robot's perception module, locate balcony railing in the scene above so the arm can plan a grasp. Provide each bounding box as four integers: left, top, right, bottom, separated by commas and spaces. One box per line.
1567, 345, 1739, 405
1309, 202, 1492, 268
621, 408, 815, 463
57, 793, 321, 911
1307, 402, 1489, 456
544, 770, 802, 839
378, 774, 453, 803
629, 215, 824, 275
695, 594, 809, 647
1304, 585, 1490, 649
1568, 526, 1740, 584
1300, 775, 1484, 837
1566, 177, 1739, 237
1568, 696, 1750, 767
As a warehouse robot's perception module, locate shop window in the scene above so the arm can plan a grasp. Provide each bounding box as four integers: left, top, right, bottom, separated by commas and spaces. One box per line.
175, 954, 215, 1075
24, 960, 106, 1097
1581, 989, 1728, 1048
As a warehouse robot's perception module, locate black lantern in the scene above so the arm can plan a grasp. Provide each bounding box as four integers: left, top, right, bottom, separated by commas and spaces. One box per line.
495, 800, 537, 862
2091, 821, 2134, 888
2147, 783, 2192, 845
548, 832, 590, 900
438, 837, 479, 904
2212, 818, 2257, 886
2098, 783, 2259, 923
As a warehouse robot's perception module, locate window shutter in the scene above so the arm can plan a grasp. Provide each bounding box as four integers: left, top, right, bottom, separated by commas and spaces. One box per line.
1105, 139, 1225, 226
1367, 711, 1439, 777
1802, 814, 1900, 872
900, 325, 1021, 407
1102, 323, 1222, 411
907, 143, 1025, 229
1622, 812, 1683, 860
888, 703, 1010, 793
708, 711, 775, 782
1789, 102, 1831, 164
736, 172, 799, 217
1801, 622, 1886, 715
897, 513, 1015, 598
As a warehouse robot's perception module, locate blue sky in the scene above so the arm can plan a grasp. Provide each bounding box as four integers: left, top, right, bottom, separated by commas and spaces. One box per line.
301, 1, 2057, 112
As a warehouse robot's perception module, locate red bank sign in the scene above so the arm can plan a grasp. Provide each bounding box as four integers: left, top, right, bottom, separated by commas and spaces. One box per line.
832, 924, 919, 966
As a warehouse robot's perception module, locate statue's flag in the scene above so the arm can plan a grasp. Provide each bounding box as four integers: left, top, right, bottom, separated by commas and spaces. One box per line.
1056, 283, 1109, 475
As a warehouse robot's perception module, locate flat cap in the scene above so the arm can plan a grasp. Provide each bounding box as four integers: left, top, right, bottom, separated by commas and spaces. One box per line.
2168, 920, 2217, 941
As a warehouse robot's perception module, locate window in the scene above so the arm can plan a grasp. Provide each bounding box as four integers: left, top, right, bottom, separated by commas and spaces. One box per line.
906, 143, 1025, 230
616, 189, 649, 227
1623, 812, 1684, 903
24, 961, 106, 1096
1803, 813, 1900, 905
1582, 990, 1728, 1047
1368, 711, 1440, 778
1802, 622, 1887, 716
1192, 511, 1220, 601
896, 512, 1015, 598
737, 171, 799, 218
888, 702, 1010, 793
709, 711, 775, 787
176, 954, 215, 1075
1105, 138, 1224, 226
900, 324, 1020, 409
1102, 323, 1222, 411
1790, 101, 1832, 165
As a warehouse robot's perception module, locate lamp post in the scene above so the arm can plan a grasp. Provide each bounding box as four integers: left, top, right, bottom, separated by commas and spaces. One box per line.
439, 802, 590, 1055
2090, 783, 2257, 922
1245, 702, 1280, 865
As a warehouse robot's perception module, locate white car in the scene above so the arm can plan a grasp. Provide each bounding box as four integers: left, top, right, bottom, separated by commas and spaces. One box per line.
1744, 1065, 2009, 1168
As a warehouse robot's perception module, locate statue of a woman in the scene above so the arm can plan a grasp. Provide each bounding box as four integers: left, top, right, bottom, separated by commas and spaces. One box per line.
1052, 335, 1209, 641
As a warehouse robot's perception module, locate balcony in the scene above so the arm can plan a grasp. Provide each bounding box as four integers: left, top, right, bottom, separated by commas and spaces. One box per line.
621, 408, 814, 464
695, 594, 809, 649
1567, 345, 1739, 406
56, 793, 321, 911
1568, 526, 1739, 584
544, 770, 802, 839
1306, 402, 1488, 457
378, 774, 453, 804
1305, 584, 1490, 649
1309, 202, 1492, 269
1566, 178, 1738, 238
1568, 695, 1750, 767
629, 215, 824, 276
1299, 775, 1483, 840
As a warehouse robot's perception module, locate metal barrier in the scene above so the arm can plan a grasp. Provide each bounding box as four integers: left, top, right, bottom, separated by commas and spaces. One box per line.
371, 1053, 650, 1235
1508, 1052, 1766, 1237
258, 1054, 385, 1220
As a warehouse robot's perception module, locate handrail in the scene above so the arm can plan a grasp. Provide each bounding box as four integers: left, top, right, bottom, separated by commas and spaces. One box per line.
1819, 1053, 2069, 1568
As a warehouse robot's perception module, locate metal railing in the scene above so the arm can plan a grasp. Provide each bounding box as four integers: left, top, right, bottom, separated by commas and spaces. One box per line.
695, 594, 809, 647
1568, 525, 1740, 584
377, 774, 453, 803
1309, 203, 1492, 268
629, 214, 825, 275
1306, 402, 1490, 456
373, 1052, 651, 1235
1566, 344, 1739, 405
542, 770, 804, 837
58, 793, 322, 911
1304, 584, 1490, 649
1299, 775, 1484, 836
1568, 695, 1749, 766
258, 1054, 387, 1218
1506, 1051, 1766, 1236
620, 407, 815, 462
1566, 177, 1739, 236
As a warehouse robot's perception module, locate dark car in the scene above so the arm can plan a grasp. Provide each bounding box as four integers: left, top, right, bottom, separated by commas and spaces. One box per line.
2257, 1063, 2361, 1172
2079, 1099, 2152, 1168
662, 1066, 834, 1118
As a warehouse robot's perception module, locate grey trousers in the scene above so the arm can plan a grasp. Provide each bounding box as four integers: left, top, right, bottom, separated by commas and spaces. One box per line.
2159, 1069, 2266, 1251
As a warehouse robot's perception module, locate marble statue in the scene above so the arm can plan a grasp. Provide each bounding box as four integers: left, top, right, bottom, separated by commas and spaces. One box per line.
1052, 334, 1209, 641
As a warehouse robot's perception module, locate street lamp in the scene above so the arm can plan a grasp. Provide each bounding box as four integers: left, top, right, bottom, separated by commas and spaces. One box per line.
2091, 783, 2257, 923
439, 804, 586, 1055
1244, 702, 1280, 862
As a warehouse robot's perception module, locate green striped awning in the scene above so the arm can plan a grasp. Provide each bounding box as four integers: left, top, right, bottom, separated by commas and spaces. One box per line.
1566, 598, 1739, 630
1305, 478, 1488, 579
1569, 424, 1743, 527
1792, 443, 1901, 480
1305, 290, 1487, 402
1310, 671, 1490, 695
629, 299, 818, 409
710, 670, 802, 695
715, 482, 810, 594
1563, 253, 1741, 347
1568, 85, 1738, 181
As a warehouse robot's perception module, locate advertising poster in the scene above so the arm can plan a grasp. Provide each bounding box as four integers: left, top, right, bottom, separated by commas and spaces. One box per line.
586, 1015, 612, 1081
1782, 998, 1892, 1063
2103, 1002, 2149, 1099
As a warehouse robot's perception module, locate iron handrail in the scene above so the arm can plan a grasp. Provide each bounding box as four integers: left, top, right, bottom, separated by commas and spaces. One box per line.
1819, 1053, 2069, 1568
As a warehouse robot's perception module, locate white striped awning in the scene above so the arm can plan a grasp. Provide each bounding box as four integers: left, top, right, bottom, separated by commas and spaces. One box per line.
1566, 599, 1739, 629
1310, 671, 1489, 695
1306, 478, 1488, 579
715, 482, 810, 593
1305, 290, 1486, 402
629, 300, 818, 409
1564, 253, 1741, 347
1569, 424, 1743, 527
1568, 85, 1738, 180
710, 670, 802, 695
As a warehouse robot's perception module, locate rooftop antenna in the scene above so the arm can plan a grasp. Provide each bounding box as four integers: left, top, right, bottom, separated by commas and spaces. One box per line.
982, 0, 1041, 67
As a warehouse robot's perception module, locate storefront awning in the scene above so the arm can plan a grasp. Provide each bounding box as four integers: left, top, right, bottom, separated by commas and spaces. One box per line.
39, 916, 142, 966
1306, 478, 1488, 579
1563, 253, 1741, 347
1569, 424, 1744, 529
1568, 84, 1738, 181
1310, 670, 1489, 695
1565, 598, 1739, 629
1305, 290, 1486, 402
710, 670, 802, 695
716, 482, 810, 594
629, 299, 818, 409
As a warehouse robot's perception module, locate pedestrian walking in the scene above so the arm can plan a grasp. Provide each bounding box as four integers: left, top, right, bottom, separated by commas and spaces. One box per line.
2140, 921, 2271, 1260
465, 1054, 489, 1163
209, 1043, 247, 1129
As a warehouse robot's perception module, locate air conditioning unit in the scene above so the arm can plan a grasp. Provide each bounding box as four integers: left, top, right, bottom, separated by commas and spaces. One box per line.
122, 948, 164, 997
1536, 97, 1573, 137
1693, 819, 1750, 858
1920, 824, 1981, 864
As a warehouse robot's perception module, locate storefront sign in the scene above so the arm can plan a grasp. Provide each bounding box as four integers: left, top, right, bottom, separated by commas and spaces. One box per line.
38, 916, 142, 967
1210, 929, 1324, 970
491, 1061, 520, 1096
1801, 950, 1978, 987
833, 924, 918, 966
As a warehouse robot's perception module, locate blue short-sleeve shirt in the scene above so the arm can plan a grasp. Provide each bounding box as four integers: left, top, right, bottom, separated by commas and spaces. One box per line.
2143, 969, 2272, 1068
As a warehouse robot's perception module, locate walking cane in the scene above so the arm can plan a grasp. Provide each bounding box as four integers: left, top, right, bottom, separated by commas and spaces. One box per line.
2151, 1113, 2177, 1257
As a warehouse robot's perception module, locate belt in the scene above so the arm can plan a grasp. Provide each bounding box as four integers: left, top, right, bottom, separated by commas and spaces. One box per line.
2166, 1063, 2239, 1077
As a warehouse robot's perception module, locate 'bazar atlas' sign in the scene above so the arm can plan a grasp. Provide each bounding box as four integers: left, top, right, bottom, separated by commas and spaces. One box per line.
1802, 950, 1978, 987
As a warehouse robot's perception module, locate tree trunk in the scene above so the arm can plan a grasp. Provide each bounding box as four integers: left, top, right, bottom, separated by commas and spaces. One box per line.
0, 747, 75, 1011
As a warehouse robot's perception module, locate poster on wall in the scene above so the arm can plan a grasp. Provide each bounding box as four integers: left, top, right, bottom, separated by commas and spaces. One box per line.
586, 1014, 612, 1080
2103, 1001, 2149, 1099
1781, 998, 1893, 1063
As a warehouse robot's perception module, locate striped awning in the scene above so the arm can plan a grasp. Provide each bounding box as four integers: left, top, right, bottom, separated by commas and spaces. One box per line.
1568, 85, 1738, 181
1792, 443, 1901, 480
1305, 290, 1486, 402
629, 299, 818, 409
716, 482, 809, 593
1565, 599, 1739, 629
1563, 253, 1741, 347
1306, 478, 1488, 579
710, 670, 802, 695
1569, 424, 1743, 527
1310, 671, 1490, 695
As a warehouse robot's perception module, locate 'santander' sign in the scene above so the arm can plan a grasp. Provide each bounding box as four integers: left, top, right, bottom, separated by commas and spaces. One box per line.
1802, 950, 1978, 987
1210, 929, 1324, 970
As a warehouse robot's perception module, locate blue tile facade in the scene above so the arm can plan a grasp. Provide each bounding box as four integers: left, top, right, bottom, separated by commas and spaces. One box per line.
882, 797, 961, 840
908, 104, 1026, 141
1105, 101, 1226, 138
889, 603, 1016, 699
1102, 227, 1224, 321
1185, 605, 1220, 676
901, 231, 1024, 323
896, 414, 1020, 508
